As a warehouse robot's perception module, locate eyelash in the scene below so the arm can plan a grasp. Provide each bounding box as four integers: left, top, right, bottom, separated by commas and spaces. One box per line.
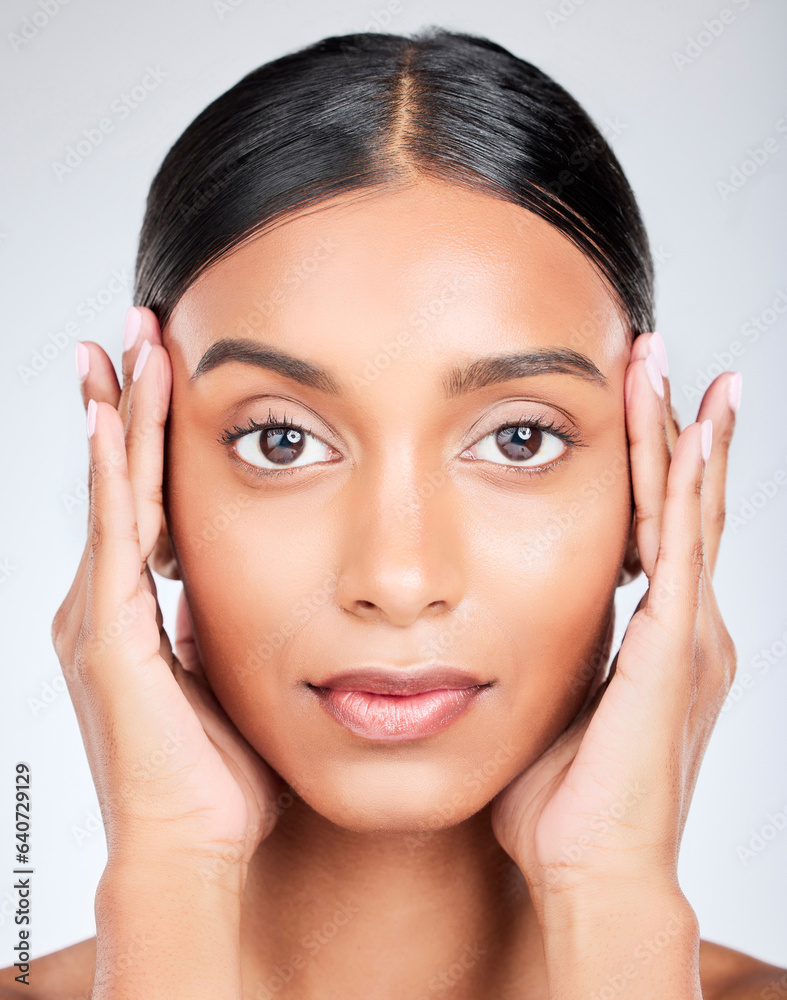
218, 411, 316, 479
217, 409, 585, 479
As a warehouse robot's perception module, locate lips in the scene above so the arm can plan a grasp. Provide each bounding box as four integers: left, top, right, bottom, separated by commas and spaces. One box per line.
307, 666, 491, 742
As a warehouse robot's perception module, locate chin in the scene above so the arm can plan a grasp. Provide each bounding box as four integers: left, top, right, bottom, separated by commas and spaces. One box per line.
270, 744, 522, 837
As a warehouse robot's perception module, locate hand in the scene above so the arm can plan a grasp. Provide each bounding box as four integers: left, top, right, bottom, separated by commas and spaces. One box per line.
52, 307, 288, 879
490, 332, 740, 902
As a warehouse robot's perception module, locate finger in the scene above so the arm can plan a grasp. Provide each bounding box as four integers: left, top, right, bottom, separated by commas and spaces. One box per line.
119, 307, 163, 425
125, 339, 172, 560
625, 333, 670, 577
646, 419, 711, 630
637, 330, 677, 428
650, 331, 680, 453
75, 341, 122, 410
687, 579, 737, 752
84, 399, 149, 633
695, 371, 740, 577
632, 331, 678, 451
67, 338, 125, 640
120, 305, 144, 389
76, 341, 123, 537
667, 401, 682, 453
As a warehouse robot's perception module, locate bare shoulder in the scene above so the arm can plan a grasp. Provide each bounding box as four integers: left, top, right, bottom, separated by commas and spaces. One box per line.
0, 935, 95, 999
1, 933, 785, 999
700, 937, 787, 999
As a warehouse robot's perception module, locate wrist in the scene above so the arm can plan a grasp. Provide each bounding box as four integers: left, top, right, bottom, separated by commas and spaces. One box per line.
101, 836, 251, 895
535, 875, 695, 931
534, 881, 701, 1000
529, 866, 687, 921
94, 852, 246, 1000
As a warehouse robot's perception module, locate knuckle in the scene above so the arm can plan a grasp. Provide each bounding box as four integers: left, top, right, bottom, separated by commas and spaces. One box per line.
50, 603, 70, 657
127, 412, 160, 444
663, 483, 682, 504
137, 482, 164, 509
88, 512, 104, 554
89, 506, 140, 552
720, 632, 738, 687
90, 446, 126, 484
689, 539, 705, 572
51, 602, 66, 640
701, 627, 737, 701
634, 505, 656, 526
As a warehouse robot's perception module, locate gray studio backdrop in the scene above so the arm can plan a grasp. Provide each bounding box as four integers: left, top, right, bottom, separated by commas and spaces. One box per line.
1, 0, 785, 969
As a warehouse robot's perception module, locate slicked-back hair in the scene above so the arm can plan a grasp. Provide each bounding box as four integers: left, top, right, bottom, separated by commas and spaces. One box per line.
135, 28, 654, 337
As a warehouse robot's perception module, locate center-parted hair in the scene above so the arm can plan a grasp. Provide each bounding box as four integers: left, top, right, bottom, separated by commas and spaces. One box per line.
134, 28, 654, 336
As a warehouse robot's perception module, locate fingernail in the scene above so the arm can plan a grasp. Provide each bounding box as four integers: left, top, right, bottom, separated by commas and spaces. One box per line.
728, 371, 742, 412
644, 351, 664, 397
649, 331, 669, 378
132, 339, 152, 382
87, 398, 97, 438
122, 306, 143, 351
75, 341, 89, 381
701, 418, 713, 463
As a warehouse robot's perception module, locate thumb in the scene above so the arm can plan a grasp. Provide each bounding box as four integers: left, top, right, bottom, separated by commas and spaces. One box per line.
175, 588, 204, 678
573, 605, 617, 718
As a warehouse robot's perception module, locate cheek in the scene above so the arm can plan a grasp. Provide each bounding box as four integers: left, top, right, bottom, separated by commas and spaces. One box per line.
167, 479, 335, 710
171, 501, 344, 805
464, 456, 631, 750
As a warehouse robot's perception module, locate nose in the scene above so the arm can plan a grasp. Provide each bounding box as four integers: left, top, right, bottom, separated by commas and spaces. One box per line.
335, 458, 466, 628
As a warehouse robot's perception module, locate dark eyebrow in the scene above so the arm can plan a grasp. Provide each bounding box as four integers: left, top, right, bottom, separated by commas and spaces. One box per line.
191, 338, 608, 395
191, 339, 342, 394
444, 348, 609, 396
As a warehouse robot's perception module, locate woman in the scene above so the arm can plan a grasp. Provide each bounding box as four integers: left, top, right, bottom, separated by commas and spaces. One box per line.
5, 28, 785, 1000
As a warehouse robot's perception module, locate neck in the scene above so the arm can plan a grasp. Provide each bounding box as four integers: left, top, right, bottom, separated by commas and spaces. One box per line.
240, 797, 548, 1000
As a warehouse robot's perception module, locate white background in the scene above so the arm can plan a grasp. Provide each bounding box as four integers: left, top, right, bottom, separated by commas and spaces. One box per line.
1, 0, 785, 969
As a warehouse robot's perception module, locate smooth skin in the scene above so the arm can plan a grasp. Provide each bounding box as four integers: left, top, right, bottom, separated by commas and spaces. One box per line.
3, 178, 785, 1000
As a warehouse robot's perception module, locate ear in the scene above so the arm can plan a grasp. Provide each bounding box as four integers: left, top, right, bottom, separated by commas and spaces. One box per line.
149, 511, 181, 580
616, 511, 642, 587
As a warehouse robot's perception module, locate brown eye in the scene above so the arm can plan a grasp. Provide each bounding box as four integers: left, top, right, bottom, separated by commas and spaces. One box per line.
496, 425, 543, 461
469, 423, 566, 469
260, 426, 306, 465
234, 422, 334, 472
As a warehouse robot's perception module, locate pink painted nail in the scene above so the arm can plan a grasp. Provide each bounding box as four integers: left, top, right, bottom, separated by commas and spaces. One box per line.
87, 398, 97, 438
701, 419, 713, 462
649, 331, 669, 378
133, 339, 152, 382
728, 371, 742, 411
75, 341, 89, 381
122, 306, 143, 351
644, 351, 664, 397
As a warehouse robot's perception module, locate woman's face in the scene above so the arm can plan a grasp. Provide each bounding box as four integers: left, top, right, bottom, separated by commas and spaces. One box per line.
162, 177, 635, 833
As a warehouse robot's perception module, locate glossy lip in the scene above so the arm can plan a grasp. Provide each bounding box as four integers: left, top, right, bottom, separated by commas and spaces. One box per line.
309, 665, 487, 696
307, 665, 492, 742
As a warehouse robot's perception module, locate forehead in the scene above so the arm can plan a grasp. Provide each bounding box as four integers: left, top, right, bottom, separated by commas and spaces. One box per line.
165, 177, 628, 377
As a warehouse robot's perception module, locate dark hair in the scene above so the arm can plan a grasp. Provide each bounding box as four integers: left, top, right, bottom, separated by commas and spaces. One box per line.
135, 28, 654, 336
